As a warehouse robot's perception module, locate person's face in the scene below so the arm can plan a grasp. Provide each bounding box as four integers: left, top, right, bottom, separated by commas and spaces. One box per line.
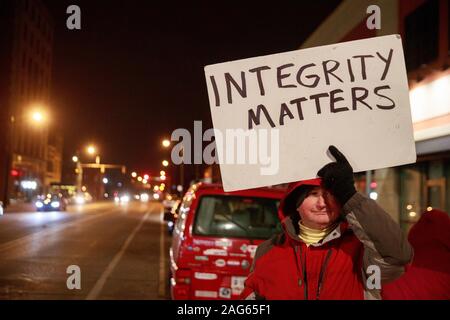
297, 187, 341, 229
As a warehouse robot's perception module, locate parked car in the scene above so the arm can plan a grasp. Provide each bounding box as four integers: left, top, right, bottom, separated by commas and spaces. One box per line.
35, 193, 68, 211
164, 200, 181, 234
162, 194, 179, 210
169, 183, 285, 300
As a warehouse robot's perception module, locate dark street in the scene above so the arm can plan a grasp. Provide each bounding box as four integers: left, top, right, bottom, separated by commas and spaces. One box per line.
0, 202, 170, 299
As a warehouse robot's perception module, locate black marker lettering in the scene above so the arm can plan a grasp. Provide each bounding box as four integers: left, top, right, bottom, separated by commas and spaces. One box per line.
330, 89, 349, 113
277, 64, 297, 88
248, 104, 276, 129
290, 97, 308, 120
249, 66, 271, 96
322, 60, 343, 85
374, 85, 395, 109
353, 55, 374, 80
296, 63, 320, 88
225, 72, 247, 104
209, 75, 220, 107
310, 93, 329, 114
376, 49, 394, 81
351, 87, 372, 110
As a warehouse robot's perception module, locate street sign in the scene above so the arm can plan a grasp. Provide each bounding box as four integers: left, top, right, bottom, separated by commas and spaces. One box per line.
204, 35, 416, 191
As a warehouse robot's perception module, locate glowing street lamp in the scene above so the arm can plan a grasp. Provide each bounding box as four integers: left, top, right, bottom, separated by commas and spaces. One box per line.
160, 170, 166, 176
72, 156, 79, 163
131, 172, 137, 178
162, 139, 170, 148
162, 160, 169, 167
31, 111, 44, 123
87, 145, 96, 155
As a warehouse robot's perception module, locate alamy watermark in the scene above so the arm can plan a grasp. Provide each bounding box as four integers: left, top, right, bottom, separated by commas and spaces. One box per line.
66, 265, 81, 290
170, 121, 280, 175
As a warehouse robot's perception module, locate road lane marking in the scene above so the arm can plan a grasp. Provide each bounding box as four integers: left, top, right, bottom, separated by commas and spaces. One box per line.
86, 211, 150, 300
158, 208, 166, 298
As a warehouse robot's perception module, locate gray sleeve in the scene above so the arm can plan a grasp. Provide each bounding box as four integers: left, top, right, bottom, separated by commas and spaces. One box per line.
343, 192, 413, 284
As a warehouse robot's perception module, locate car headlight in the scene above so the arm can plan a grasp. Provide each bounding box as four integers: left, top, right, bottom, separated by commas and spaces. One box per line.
51, 201, 60, 208
75, 196, 85, 205
120, 195, 130, 203
36, 201, 43, 208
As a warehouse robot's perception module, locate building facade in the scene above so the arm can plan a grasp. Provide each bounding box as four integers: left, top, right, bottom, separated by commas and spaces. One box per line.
45, 133, 63, 187
301, 0, 450, 232
0, 0, 57, 204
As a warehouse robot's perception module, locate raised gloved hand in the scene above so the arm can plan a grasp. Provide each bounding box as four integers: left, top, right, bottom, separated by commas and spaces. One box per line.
317, 145, 357, 206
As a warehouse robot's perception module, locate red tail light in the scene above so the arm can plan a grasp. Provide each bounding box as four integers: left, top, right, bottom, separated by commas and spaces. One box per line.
172, 269, 191, 299
175, 269, 191, 285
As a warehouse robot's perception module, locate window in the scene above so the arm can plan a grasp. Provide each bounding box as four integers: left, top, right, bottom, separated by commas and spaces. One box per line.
193, 195, 281, 239
174, 194, 195, 234
405, 0, 439, 71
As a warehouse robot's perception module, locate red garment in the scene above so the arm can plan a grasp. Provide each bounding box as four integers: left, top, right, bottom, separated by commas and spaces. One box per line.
243, 179, 365, 300
382, 209, 450, 300
243, 223, 365, 300
242, 179, 412, 300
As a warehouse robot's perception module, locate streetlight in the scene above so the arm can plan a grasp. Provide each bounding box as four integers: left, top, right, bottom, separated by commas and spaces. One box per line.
162, 160, 169, 167
160, 170, 166, 176
31, 111, 45, 123
28, 106, 48, 125
72, 156, 79, 163
87, 145, 96, 155
162, 139, 170, 148
131, 172, 137, 178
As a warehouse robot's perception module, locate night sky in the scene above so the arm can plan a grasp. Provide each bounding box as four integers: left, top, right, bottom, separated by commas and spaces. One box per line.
42, 0, 341, 181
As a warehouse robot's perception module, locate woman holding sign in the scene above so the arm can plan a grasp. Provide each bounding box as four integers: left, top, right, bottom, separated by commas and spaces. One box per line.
241, 146, 413, 300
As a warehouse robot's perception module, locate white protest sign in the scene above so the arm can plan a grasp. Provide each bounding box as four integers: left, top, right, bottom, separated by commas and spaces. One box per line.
204, 35, 416, 192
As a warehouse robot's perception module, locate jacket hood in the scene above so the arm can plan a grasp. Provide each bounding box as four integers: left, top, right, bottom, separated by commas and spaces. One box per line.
278, 178, 322, 222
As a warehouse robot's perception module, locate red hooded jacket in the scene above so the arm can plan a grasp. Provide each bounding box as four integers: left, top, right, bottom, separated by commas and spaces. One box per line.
242, 179, 413, 300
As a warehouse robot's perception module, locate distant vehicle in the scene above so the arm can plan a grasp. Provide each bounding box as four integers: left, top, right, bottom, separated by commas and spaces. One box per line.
139, 193, 150, 202
164, 200, 181, 235
114, 192, 130, 204
35, 193, 68, 211
72, 192, 93, 205
162, 194, 178, 209
169, 183, 285, 300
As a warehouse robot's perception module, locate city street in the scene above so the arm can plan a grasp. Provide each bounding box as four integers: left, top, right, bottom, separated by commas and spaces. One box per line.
0, 0, 448, 304
0, 201, 171, 300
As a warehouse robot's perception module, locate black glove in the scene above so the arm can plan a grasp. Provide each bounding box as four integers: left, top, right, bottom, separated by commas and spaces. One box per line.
317, 145, 356, 206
